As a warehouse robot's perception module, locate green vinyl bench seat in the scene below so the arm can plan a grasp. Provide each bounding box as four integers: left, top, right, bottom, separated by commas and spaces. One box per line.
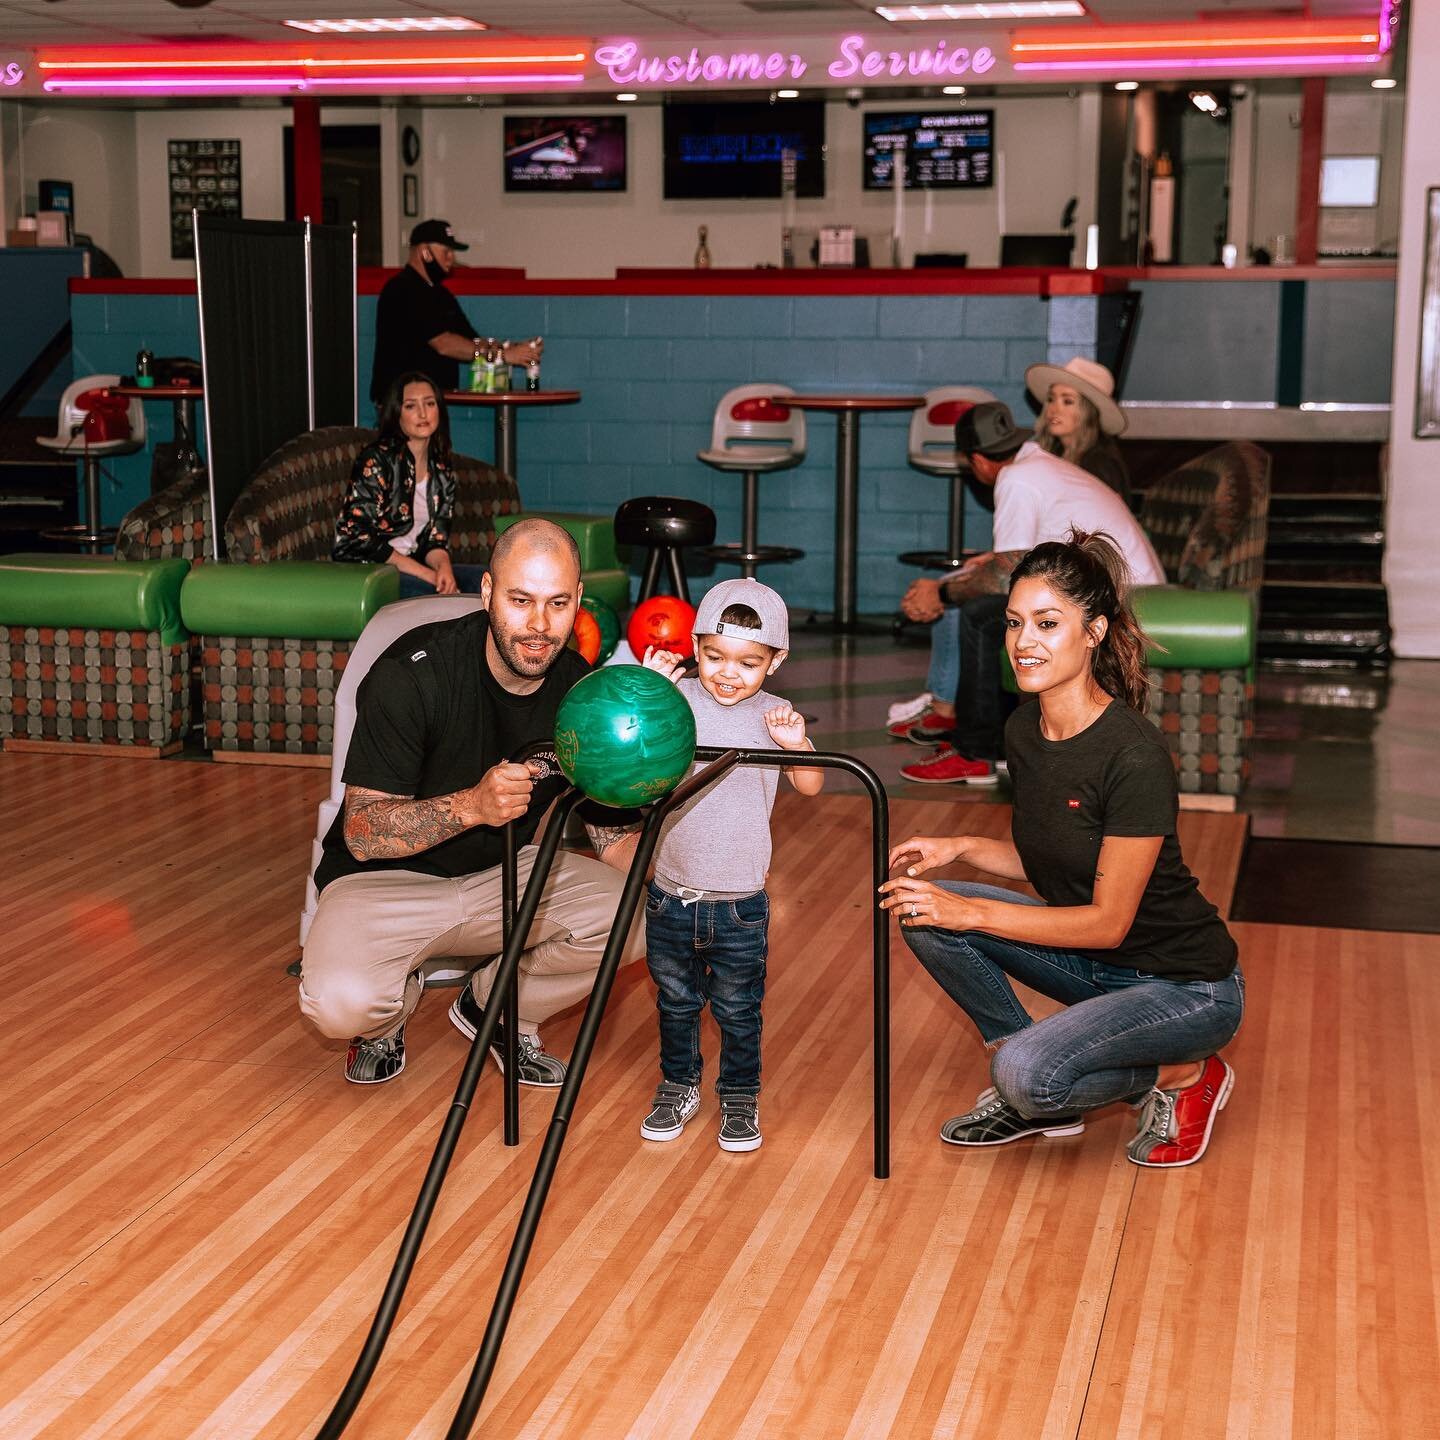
0, 554, 193, 754
179, 560, 399, 642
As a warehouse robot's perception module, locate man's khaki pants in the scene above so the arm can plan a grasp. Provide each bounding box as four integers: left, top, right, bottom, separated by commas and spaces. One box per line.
300, 848, 644, 1042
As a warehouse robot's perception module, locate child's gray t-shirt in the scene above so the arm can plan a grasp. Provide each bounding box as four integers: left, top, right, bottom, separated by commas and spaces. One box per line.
653, 677, 786, 897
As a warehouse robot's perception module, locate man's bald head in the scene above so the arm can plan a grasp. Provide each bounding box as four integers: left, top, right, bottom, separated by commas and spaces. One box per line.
488, 517, 582, 586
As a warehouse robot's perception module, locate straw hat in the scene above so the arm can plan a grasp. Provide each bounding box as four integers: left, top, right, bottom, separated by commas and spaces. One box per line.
1024, 356, 1126, 436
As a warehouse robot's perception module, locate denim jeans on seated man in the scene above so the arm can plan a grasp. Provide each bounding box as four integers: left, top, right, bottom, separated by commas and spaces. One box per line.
645, 881, 769, 1095
902, 881, 1245, 1118
942, 593, 1017, 762
396, 561, 487, 600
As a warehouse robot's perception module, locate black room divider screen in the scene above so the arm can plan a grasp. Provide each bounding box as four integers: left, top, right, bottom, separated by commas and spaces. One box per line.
196, 214, 357, 560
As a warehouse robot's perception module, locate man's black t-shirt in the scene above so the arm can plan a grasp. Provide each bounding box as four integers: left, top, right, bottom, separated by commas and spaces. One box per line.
314, 611, 589, 892
369, 265, 476, 404
1005, 701, 1237, 981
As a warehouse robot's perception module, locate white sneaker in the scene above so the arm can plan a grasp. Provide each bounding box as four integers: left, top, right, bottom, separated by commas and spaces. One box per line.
886, 691, 932, 726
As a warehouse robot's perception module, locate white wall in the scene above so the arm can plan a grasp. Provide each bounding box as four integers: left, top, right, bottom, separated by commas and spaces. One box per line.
420, 94, 1090, 276
1386, 1, 1440, 657
130, 105, 400, 277
1, 104, 139, 273
1244, 78, 1405, 262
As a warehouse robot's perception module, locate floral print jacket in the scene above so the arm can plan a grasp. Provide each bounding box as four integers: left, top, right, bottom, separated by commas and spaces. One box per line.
333, 435, 457, 563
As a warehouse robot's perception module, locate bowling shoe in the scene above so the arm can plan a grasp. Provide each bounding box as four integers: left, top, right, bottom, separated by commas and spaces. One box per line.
1127, 1055, 1235, 1168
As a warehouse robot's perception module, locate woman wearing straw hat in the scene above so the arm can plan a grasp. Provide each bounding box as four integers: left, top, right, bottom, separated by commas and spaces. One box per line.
1027, 355, 1132, 509
889, 357, 1132, 750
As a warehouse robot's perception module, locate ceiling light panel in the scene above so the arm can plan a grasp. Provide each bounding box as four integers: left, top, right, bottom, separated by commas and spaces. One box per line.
284, 17, 487, 35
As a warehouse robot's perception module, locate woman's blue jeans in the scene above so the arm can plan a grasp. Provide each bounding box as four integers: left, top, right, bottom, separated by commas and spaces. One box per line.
903, 882, 1244, 1118
645, 882, 769, 1095
396, 561, 487, 599
925, 606, 961, 702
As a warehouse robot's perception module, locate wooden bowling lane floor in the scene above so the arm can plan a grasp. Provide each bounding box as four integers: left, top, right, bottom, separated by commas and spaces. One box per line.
2, 754, 1438, 1438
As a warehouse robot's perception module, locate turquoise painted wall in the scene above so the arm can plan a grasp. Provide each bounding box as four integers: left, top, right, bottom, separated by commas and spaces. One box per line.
73, 287, 1093, 612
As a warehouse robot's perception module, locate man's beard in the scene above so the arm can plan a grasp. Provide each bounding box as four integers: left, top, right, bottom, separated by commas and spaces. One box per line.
489, 618, 563, 680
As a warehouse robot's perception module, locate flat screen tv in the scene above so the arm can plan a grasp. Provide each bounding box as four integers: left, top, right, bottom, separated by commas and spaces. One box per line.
504, 115, 627, 192
663, 101, 825, 200
863, 109, 994, 191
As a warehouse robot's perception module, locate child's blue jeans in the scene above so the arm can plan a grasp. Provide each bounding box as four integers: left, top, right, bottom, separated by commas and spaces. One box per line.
644, 882, 769, 1095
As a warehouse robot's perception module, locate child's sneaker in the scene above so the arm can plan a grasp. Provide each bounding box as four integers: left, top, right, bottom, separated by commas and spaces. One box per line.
1127, 1055, 1234, 1168
640, 1082, 701, 1141
717, 1090, 762, 1152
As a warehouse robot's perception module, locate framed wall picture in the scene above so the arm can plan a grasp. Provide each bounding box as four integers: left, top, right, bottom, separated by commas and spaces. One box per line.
168, 138, 241, 260
403, 173, 418, 219
1418, 187, 1440, 439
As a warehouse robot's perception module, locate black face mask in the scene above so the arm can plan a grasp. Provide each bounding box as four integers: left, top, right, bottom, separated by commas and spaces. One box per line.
422, 255, 448, 285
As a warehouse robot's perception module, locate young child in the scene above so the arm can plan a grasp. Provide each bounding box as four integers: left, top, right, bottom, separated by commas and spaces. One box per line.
639, 577, 824, 1152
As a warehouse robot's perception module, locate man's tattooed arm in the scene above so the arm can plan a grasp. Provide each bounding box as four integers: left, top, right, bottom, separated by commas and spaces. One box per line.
344, 785, 471, 861
584, 820, 643, 873
941, 549, 1024, 606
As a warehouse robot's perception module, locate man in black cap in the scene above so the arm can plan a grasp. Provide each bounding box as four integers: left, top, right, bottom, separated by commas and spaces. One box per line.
369, 219, 542, 406
900, 401, 1162, 785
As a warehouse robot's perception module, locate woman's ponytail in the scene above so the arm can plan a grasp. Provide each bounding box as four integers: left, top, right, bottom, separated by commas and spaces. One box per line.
1009, 529, 1153, 712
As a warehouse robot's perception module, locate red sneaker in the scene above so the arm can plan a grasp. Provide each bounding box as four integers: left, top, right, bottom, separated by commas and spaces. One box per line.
887, 708, 953, 744
1127, 1055, 1235, 1168
899, 744, 1000, 786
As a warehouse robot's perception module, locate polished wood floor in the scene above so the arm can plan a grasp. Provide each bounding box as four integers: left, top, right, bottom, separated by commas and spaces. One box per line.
2, 753, 1437, 1439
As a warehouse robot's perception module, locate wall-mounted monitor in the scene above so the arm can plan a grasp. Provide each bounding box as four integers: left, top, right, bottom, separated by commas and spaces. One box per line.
663, 101, 825, 200
863, 110, 994, 191
1320, 155, 1380, 208
503, 116, 627, 193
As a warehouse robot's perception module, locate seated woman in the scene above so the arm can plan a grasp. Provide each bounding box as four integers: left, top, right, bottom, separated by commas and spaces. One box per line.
880, 531, 1242, 1168
891, 356, 1131, 746
333, 371, 485, 598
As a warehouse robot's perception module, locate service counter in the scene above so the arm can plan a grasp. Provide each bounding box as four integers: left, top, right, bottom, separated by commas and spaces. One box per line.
67, 264, 1398, 614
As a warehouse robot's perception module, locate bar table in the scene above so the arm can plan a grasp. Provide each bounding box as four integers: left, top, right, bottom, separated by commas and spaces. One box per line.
443, 389, 581, 483
110, 382, 205, 476
773, 393, 924, 631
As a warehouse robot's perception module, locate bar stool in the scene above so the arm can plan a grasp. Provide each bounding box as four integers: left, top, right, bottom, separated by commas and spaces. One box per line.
37, 375, 146, 554
614, 496, 717, 605
897, 386, 997, 571
696, 383, 805, 579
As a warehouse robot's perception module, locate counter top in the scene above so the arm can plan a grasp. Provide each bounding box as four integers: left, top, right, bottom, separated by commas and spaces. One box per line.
72, 263, 1396, 299
1121, 403, 1390, 443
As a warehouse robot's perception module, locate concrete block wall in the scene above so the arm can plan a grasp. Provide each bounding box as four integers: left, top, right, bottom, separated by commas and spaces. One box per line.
72, 287, 1087, 613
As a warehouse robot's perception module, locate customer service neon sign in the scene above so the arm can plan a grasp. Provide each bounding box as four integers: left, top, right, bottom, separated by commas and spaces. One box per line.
594, 34, 1000, 87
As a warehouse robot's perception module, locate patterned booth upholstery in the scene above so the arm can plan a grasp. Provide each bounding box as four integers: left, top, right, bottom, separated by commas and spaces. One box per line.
117, 427, 518, 760
1135, 440, 1271, 803
0, 554, 192, 756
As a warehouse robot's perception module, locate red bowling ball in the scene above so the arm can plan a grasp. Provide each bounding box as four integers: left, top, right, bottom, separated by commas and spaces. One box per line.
570, 607, 603, 664
627, 595, 697, 661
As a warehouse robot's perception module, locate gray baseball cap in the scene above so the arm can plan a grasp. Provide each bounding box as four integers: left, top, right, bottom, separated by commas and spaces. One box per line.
692, 577, 790, 650
954, 400, 1028, 459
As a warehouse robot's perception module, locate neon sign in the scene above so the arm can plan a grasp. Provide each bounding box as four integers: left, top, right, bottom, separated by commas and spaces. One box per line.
595, 34, 999, 87
3, 61, 23, 87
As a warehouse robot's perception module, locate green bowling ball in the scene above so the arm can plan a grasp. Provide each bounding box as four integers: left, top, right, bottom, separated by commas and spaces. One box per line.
580, 594, 621, 664
554, 665, 697, 808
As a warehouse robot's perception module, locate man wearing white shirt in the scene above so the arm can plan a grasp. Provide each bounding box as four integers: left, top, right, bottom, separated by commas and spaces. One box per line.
902, 401, 1163, 786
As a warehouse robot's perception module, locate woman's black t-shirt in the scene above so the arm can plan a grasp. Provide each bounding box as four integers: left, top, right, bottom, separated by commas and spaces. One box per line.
1005, 701, 1237, 981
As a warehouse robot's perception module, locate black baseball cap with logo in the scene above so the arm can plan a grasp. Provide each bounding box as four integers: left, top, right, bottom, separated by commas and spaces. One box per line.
954, 400, 1028, 459
409, 219, 469, 251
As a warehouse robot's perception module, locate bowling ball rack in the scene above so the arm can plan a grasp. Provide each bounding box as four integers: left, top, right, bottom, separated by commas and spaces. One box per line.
315, 742, 890, 1440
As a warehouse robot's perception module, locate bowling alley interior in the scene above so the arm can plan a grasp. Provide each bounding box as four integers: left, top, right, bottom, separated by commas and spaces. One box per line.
3, 3, 1439, 1437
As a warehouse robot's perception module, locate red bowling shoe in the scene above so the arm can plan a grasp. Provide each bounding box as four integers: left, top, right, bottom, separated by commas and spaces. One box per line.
1127, 1054, 1235, 1168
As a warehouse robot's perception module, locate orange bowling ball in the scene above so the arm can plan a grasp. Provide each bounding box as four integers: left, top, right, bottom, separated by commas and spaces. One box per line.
569, 606, 603, 664
627, 595, 697, 661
